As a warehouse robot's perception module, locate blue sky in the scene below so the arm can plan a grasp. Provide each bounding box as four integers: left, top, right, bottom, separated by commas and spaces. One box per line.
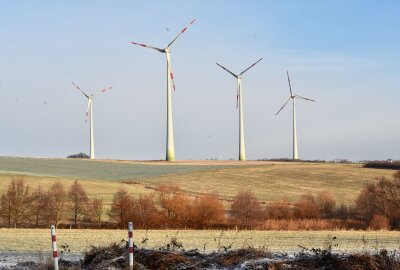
0, 0, 399, 160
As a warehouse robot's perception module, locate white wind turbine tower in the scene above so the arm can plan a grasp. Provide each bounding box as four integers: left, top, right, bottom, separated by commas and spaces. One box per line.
72, 82, 112, 160
130, 19, 196, 162
216, 58, 263, 161
275, 71, 315, 160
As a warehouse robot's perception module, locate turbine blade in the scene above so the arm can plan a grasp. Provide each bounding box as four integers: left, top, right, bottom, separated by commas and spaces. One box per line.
295, 95, 315, 102
286, 71, 293, 97
167, 58, 176, 91
85, 99, 91, 124
130, 42, 164, 53
275, 97, 292, 116
240, 58, 263, 75
72, 82, 89, 98
167, 18, 196, 48
236, 81, 240, 109
93, 86, 113, 96
216, 63, 238, 78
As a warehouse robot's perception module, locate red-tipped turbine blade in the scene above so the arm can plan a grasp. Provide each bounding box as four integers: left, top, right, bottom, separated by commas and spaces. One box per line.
167, 18, 196, 48
167, 58, 176, 91
72, 82, 89, 98
130, 42, 164, 52
85, 100, 91, 123
170, 71, 176, 91
92, 86, 113, 96
101, 86, 113, 93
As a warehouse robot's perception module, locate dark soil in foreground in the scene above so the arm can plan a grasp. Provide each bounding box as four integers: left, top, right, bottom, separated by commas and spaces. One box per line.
4, 242, 400, 270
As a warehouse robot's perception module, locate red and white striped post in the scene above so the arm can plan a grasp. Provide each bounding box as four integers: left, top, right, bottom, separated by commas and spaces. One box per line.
128, 222, 134, 268
50, 225, 59, 270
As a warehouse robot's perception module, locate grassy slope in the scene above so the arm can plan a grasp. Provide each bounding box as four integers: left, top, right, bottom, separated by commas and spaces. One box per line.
0, 156, 229, 180
0, 157, 396, 205
140, 162, 395, 204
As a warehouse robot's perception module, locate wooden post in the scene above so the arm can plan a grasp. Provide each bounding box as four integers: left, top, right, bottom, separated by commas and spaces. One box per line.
50, 225, 59, 270
128, 222, 134, 268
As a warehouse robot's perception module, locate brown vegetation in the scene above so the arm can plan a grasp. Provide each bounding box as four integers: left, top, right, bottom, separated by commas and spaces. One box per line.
79, 242, 400, 270
1, 171, 400, 230
355, 171, 400, 229
231, 190, 263, 229
0, 177, 30, 228
0, 178, 105, 228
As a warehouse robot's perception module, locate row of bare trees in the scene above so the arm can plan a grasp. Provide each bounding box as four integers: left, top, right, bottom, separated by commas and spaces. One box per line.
107, 186, 343, 229
0, 177, 103, 228
108, 184, 226, 229
1, 172, 399, 229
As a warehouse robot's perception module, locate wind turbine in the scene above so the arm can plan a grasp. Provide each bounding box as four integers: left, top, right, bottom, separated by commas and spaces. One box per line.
130, 19, 196, 162
275, 71, 315, 160
72, 82, 112, 160
216, 58, 263, 161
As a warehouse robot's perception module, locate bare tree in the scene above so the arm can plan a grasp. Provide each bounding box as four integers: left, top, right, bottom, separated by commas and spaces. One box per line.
231, 190, 262, 229
156, 184, 181, 228
132, 194, 159, 229
0, 177, 30, 228
30, 186, 49, 227
356, 172, 400, 227
109, 188, 132, 228
68, 181, 89, 228
47, 181, 67, 228
90, 198, 104, 228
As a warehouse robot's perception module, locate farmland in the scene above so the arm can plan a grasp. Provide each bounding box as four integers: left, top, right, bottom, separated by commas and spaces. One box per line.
0, 156, 395, 205
1, 229, 400, 253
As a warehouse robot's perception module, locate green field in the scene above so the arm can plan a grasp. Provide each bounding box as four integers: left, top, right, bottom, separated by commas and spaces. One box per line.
0, 156, 231, 180
1, 229, 399, 253
0, 156, 396, 205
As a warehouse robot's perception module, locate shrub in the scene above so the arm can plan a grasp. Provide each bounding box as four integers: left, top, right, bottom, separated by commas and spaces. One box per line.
266, 201, 292, 219
67, 153, 89, 159
294, 194, 320, 219
363, 160, 400, 170
317, 190, 336, 218
191, 193, 226, 228
231, 190, 263, 228
369, 215, 390, 230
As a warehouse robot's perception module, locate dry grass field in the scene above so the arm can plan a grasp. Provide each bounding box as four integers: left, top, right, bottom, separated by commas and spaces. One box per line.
0, 229, 399, 253
0, 156, 395, 205
140, 162, 396, 204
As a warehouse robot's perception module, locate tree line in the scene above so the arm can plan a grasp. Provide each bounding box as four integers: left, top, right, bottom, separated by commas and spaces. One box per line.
1, 171, 399, 230
0, 178, 103, 228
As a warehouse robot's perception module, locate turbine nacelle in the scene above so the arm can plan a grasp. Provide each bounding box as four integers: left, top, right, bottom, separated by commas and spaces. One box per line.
275, 72, 315, 116
72, 82, 112, 122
